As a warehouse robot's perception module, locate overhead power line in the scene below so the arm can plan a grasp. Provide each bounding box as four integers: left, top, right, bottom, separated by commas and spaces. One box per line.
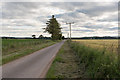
66, 22, 74, 40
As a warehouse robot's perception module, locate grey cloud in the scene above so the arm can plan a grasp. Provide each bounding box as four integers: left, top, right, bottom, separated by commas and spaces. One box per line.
2, 2, 45, 19
63, 29, 94, 32
75, 2, 117, 17
1, 2, 118, 37
51, 2, 117, 17
84, 25, 103, 29
72, 29, 94, 32
50, 2, 97, 12
97, 15, 118, 22
104, 27, 118, 31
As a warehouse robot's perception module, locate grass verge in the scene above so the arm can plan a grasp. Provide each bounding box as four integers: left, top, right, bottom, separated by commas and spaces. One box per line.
46, 41, 86, 78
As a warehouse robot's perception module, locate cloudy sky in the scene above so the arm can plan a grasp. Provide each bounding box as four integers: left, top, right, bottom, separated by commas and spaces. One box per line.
0, 2, 118, 38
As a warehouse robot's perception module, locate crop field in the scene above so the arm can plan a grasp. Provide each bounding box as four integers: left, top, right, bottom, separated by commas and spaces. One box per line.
70, 39, 120, 78
72, 39, 118, 54
2, 39, 54, 56
2, 39, 57, 64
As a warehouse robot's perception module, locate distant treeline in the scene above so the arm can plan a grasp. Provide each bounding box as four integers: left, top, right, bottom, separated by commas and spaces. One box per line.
1, 37, 51, 39
1, 36, 120, 39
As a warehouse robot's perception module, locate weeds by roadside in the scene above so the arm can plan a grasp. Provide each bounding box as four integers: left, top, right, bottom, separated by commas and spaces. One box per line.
70, 41, 120, 78
47, 40, 120, 79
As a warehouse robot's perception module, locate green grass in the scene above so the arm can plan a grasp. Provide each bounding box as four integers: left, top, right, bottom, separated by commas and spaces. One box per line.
2, 39, 58, 65
70, 41, 120, 78
46, 43, 65, 78
47, 40, 120, 78
46, 41, 83, 78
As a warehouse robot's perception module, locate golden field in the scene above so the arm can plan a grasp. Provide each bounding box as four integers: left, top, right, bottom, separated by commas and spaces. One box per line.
71, 39, 120, 77
72, 39, 118, 54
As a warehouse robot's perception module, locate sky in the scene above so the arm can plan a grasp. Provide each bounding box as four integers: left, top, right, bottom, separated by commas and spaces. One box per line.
0, 1, 118, 38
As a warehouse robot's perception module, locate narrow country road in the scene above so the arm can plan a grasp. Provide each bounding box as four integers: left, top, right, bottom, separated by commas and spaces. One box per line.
2, 40, 65, 78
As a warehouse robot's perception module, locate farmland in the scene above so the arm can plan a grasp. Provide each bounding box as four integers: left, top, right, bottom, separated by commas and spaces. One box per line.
72, 39, 118, 54
71, 39, 119, 78
47, 39, 120, 78
2, 39, 57, 64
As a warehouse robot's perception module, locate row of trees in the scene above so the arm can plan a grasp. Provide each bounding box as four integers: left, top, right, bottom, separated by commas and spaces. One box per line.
32, 15, 63, 40
32, 35, 43, 39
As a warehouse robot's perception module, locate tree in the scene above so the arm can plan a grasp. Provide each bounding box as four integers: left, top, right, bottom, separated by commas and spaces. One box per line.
44, 15, 62, 40
32, 35, 36, 39
39, 35, 44, 39
62, 36, 65, 40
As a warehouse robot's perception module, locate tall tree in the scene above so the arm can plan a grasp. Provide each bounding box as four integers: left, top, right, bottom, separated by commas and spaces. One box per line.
39, 35, 44, 39
44, 15, 62, 40
32, 35, 36, 39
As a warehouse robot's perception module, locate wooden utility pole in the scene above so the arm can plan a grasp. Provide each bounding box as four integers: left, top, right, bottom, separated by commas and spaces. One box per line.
66, 22, 74, 41
67, 33, 69, 39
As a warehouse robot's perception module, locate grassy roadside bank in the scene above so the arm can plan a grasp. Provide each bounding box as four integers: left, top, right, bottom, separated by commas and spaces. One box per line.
2, 39, 58, 65
46, 41, 86, 78
70, 41, 120, 78
46, 40, 120, 78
